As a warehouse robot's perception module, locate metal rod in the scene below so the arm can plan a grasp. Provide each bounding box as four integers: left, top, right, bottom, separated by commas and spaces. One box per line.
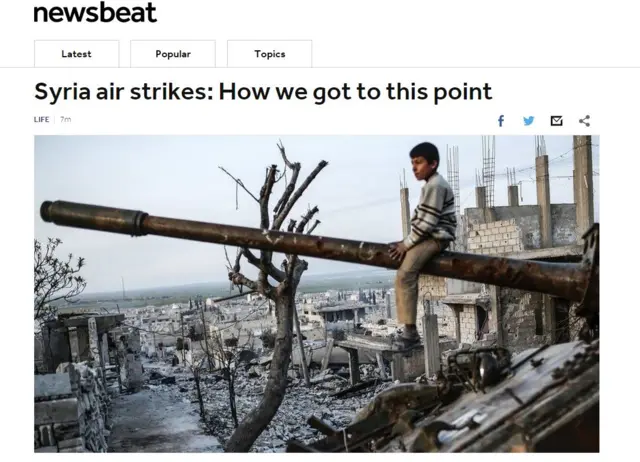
40, 200, 594, 302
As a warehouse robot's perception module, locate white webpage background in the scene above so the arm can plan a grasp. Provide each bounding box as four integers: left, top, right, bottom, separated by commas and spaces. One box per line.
0, 0, 636, 458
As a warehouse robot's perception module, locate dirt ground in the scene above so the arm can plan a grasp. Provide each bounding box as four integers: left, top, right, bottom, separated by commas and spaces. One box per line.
108, 386, 222, 453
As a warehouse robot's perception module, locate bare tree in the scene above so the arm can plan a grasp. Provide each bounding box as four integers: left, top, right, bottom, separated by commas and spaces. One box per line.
203, 326, 255, 428
221, 141, 328, 452
34, 238, 86, 323
184, 353, 207, 421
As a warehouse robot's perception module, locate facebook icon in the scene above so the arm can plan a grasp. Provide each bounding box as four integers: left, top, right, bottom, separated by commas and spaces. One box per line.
498, 115, 505, 127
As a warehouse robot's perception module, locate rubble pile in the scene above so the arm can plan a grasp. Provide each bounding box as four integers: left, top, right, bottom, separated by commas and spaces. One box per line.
34, 362, 111, 453
68, 362, 111, 452
143, 360, 393, 453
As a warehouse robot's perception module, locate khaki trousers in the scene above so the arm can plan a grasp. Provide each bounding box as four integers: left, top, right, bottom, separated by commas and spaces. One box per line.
395, 239, 449, 325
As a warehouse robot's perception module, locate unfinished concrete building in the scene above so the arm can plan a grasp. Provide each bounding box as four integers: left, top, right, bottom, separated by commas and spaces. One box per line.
417, 136, 595, 353
39, 313, 143, 391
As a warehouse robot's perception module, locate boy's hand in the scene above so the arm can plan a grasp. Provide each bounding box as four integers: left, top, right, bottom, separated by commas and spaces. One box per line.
388, 242, 408, 261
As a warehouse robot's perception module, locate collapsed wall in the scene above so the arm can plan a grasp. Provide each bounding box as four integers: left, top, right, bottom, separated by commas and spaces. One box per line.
34, 362, 110, 453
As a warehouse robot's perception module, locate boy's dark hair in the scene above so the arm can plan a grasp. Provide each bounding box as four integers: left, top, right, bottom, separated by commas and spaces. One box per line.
409, 142, 440, 169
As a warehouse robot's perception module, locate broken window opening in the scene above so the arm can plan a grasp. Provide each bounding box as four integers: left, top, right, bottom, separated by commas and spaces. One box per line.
534, 306, 543, 336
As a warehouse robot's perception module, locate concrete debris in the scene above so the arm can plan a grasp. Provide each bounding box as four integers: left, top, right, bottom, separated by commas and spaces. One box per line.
34, 362, 110, 453
140, 358, 393, 453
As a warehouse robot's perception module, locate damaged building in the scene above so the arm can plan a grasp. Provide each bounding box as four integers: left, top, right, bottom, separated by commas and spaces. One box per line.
416, 136, 595, 353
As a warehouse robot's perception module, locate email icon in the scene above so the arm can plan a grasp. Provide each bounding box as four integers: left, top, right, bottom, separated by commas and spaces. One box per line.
550, 115, 563, 126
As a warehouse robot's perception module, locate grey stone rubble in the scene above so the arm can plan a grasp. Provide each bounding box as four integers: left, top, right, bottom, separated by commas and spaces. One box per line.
144, 359, 393, 453
34, 362, 111, 453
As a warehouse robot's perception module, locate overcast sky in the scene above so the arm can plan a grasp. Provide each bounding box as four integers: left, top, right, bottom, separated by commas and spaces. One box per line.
34, 135, 600, 293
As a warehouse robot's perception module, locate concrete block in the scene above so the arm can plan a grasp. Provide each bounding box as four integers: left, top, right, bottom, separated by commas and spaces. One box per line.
35, 446, 58, 453
505, 245, 514, 252
53, 422, 82, 441
58, 437, 84, 449
35, 373, 72, 400
478, 229, 486, 236
507, 238, 518, 246
479, 223, 487, 230
38, 425, 56, 447
59, 445, 86, 453
488, 222, 496, 229
498, 227, 506, 234
34, 398, 80, 426
506, 225, 517, 233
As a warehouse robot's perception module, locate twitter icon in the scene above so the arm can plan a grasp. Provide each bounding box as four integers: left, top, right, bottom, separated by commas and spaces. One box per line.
523, 116, 535, 126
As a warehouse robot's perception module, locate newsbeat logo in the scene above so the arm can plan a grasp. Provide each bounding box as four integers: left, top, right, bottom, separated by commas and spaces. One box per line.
34, 1, 157, 23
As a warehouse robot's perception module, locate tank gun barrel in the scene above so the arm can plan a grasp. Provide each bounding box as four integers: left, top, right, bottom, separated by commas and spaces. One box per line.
40, 200, 598, 303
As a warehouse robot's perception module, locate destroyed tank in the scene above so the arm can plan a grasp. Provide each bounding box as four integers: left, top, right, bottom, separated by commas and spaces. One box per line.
39, 200, 600, 453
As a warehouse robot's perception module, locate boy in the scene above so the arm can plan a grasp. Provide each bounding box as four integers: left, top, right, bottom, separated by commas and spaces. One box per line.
389, 142, 457, 348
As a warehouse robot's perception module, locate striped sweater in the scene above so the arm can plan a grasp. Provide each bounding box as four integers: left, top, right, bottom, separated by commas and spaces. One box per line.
403, 172, 457, 249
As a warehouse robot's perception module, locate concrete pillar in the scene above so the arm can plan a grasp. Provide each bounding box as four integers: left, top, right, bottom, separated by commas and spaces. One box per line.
400, 187, 411, 237
535, 155, 552, 248
347, 349, 360, 385
88, 317, 101, 367
508, 185, 520, 206
475, 186, 487, 209
573, 136, 594, 240
573, 168, 578, 208
68, 327, 80, 363
376, 353, 387, 379
391, 354, 405, 382
489, 286, 504, 346
385, 292, 392, 318
117, 329, 143, 392
422, 313, 440, 378
544, 295, 556, 344
101, 333, 109, 365
321, 338, 334, 371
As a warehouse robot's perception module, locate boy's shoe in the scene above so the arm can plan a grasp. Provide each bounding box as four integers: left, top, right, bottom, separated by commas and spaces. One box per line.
393, 328, 421, 349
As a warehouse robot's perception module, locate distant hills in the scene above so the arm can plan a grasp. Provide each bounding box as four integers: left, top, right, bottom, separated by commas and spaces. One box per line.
78, 267, 394, 303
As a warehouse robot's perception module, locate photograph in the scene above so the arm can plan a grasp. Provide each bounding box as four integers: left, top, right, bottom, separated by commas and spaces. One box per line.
34, 135, 600, 453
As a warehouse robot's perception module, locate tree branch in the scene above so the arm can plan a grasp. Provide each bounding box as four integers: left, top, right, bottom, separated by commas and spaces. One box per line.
34, 238, 86, 322
295, 206, 319, 233
241, 247, 285, 282
258, 165, 279, 286
228, 271, 258, 292
272, 160, 329, 231
272, 141, 301, 221
307, 220, 321, 235
219, 166, 260, 203
259, 165, 278, 230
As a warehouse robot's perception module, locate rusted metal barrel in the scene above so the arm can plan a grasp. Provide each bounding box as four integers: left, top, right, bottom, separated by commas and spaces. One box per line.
40, 200, 598, 303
